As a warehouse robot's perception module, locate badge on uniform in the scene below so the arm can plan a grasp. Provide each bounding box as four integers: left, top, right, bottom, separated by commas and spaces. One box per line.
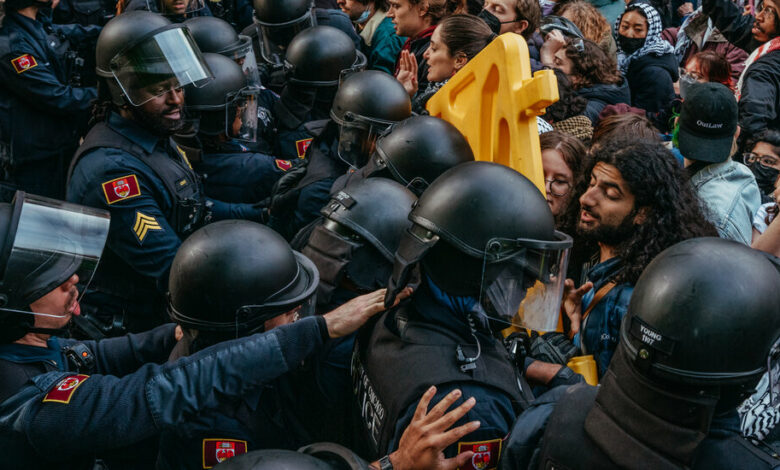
133, 211, 163, 244
175, 145, 193, 169
295, 138, 313, 159
457, 438, 502, 470
42, 374, 90, 404
11, 54, 38, 74
102, 174, 141, 204
275, 159, 292, 171
202, 439, 247, 468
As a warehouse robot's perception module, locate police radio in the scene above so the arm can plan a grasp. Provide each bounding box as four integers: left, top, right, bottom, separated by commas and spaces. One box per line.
64, 343, 96, 374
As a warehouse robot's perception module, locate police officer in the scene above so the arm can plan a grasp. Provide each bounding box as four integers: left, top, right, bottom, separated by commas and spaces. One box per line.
272, 25, 366, 161
0, 191, 393, 469
67, 12, 265, 337
331, 115, 475, 196
241, 0, 360, 92
268, 70, 411, 241
185, 52, 289, 203
0, 0, 99, 200
352, 162, 578, 464
51, 0, 116, 26
500, 237, 780, 469
155, 219, 412, 469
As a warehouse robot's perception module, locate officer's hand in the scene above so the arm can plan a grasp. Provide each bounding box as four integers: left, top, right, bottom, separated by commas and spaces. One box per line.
386, 386, 480, 470
562, 279, 593, 337
323, 287, 412, 338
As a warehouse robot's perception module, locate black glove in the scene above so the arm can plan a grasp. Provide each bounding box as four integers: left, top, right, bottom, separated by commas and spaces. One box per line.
266, 159, 309, 216
529, 332, 580, 365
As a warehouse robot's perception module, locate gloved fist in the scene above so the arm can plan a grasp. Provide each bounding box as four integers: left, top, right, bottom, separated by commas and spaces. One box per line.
529, 332, 580, 365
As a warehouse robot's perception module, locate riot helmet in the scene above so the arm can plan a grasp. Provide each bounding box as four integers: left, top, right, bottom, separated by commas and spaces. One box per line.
252, 0, 316, 66
185, 16, 261, 86
366, 116, 475, 195
0, 192, 110, 343
285, 26, 366, 87
185, 53, 259, 142
167, 220, 318, 335
302, 178, 416, 306
330, 70, 412, 168
620, 237, 780, 389
386, 162, 572, 332
212, 443, 370, 469
96, 11, 212, 106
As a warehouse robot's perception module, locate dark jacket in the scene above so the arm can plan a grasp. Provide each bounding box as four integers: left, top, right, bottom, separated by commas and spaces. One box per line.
625, 52, 679, 113
394, 25, 434, 93
577, 79, 632, 124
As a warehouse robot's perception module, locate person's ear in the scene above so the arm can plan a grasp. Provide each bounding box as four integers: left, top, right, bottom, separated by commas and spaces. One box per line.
514, 19, 529, 35
453, 52, 468, 71
419, 0, 429, 16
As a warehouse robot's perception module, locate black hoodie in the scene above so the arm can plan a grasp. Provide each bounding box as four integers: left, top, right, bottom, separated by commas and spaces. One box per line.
577, 78, 632, 124
626, 52, 679, 114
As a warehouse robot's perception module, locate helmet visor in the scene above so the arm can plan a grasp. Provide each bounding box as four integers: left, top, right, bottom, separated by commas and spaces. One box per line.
226, 87, 260, 142
478, 232, 572, 331
332, 111, 395, 168
256, 9, 315, 65
336, 51, 368, 86
110, 25, 212, 106
2, 193, 110, 309
230, 35, 261, 87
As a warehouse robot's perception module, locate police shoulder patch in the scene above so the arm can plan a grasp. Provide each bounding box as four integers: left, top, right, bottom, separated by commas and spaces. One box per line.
202, 439, 247, 468
11, 54, 37, 74
295, 138, 313, 159
457, 438, 502, 470
133, 211, 163, 244
102, 174, 141, 205
275, 159, 292, 171
42, 374, 89, 404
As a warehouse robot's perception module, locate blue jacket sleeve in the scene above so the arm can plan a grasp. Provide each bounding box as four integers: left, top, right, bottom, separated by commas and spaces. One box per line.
6, 316, 327, 460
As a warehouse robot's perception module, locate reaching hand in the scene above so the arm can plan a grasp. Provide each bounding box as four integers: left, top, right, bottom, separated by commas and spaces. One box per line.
386, 387, 481, 470
323, 287, 413, 338
540, 29, 567, 67
396, 50, 419, 97
562, 279, 593, 336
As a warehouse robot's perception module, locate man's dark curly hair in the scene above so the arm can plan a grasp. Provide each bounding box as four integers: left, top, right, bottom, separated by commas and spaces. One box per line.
583, 137, 717, 284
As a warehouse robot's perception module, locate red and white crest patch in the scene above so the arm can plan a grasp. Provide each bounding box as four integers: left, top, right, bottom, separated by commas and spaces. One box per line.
42, 374, 90, 404
202, 439, 247, 468
295, 138, 313, 159
11, 54, 38, 74
275, 159, 292, 171
101, 174, 141, 204
457, 438, 502, 470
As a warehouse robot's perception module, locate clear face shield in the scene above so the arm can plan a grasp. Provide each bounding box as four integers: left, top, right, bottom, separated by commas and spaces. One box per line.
332, 111, 394, 168
478, 233, 572, 331
226, 87, 260, 142
109, 25, 212, 106
229, 35, 261, 87
256, 8, 316, 65
0, 193, 110, 316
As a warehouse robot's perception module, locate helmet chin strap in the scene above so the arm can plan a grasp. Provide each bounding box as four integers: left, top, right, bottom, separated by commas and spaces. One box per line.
27, 327, 69, 336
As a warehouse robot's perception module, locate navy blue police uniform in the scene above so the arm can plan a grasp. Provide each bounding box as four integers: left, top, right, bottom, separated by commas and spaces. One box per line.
51, 0, 116, 26
0, 316, 329, 470
67, 111, 266, 336
0, 10, 99, 200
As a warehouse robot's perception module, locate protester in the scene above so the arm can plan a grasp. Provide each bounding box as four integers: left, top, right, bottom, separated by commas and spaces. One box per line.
679, 50, 736, 95
554, 0, 618, 59
337, 0, 407, 74
541, 130, 588, 226
543, 70, 594, 141
479, 0, 543, 70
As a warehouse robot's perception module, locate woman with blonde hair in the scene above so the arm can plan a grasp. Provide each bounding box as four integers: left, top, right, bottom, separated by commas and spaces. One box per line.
554, 0, 617, 59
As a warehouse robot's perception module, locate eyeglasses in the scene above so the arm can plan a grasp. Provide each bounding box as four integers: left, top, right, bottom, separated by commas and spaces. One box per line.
569, 37, 585, 53
743, 152, 780, 169
545, 179, 573, 197
756, 3, 777, 20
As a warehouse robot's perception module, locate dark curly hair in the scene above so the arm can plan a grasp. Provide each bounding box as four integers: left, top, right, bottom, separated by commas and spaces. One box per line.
583, 137, 717, 284
564, 38, 622, 90
543, 69, 588, 123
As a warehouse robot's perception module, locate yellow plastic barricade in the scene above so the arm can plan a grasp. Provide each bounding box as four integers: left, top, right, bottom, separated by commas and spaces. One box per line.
425, 32, 558, 193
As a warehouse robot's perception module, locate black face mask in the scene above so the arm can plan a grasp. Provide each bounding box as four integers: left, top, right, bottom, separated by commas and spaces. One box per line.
478, 9, 503, 34
749, 161, 780, 196
617, 34, 646, 55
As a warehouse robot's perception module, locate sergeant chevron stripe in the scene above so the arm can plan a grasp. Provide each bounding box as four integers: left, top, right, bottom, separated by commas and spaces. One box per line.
133, 211, 163, 244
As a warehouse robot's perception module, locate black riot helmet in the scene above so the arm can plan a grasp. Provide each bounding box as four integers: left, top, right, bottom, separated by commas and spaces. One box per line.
212, 443, 370, 469
252, 0, 316, 66
168, 220, 318, 335
302, 178, 416, 306
285, 26, 366, 87
0, 192, 110, 343
366, 116, 475, 195
620, 237, 780, 389
330, 70, 412, 168
96, 11, 212, 106
386, 162, 572, 332
185, 16, 261, 86
185, 53, 260, 142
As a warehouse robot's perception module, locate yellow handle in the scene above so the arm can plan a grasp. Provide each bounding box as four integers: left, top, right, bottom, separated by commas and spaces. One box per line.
567, 355, 599, 385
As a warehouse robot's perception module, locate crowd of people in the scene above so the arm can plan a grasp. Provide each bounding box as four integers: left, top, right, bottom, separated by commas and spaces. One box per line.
0, 0, 779, 467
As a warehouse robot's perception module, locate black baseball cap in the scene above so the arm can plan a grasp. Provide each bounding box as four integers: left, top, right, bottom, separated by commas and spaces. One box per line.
678, 82, 738, 163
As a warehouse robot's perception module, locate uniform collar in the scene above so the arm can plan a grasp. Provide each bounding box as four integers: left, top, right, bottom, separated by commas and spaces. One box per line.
7, 11, 46, 38
0, 337, 66, 369
106, 111, 166, 154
